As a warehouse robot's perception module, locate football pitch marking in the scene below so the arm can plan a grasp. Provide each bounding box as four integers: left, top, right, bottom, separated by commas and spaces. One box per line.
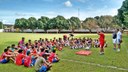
61, 59, 128, 71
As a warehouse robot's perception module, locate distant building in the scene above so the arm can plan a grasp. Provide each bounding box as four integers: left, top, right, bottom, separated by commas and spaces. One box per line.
3, 24, 14, 32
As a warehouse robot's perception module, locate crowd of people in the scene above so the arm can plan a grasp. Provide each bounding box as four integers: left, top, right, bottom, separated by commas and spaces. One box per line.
0, 30, 117, 72
0, 37, 60, 72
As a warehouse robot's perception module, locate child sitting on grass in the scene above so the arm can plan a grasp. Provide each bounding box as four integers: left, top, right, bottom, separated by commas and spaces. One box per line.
10, 44, 16, 52
24, 51, 32, 67
0, 48, 14, 63
35, 54, 52, 72
48, 50, 59, 63
15, 49, 25, 65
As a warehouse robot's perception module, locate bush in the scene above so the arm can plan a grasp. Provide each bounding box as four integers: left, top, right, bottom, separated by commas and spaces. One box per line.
0, 22, 3, 29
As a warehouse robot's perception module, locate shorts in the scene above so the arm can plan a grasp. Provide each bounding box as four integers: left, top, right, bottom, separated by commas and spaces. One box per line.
0, 59, 9, 63
52, 58, 58, 63
22, 59, 24, 65
117, 39, 121, 44
39, 65, 47, 72
113, 39, 116, 44
100, 42, 104, 48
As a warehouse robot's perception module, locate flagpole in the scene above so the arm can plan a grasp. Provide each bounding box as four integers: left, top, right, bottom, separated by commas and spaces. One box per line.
78, 8, 80, 18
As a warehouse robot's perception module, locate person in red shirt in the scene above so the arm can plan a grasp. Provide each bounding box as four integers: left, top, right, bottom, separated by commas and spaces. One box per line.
15, 49, 25, 65
0, 49, 13, 63
39, 48, 45, 56
24, 51, 32, 67
31, 46, 37, 55
97, 30, 105, 55
48, 50, 59, 63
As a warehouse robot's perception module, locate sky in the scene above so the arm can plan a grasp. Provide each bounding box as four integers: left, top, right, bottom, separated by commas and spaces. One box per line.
0, 0, 125, 24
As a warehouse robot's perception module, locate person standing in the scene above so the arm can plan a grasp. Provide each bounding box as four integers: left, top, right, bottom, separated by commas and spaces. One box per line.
112, 30, 117, 50
97, 30, 105, 55
116, 29, 122, 52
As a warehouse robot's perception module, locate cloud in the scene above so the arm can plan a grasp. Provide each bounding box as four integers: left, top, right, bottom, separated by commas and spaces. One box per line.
43, 0, 54, 2
79, 8, 118, 20
0, 7, 118, 24
77, 0, 88, 3
64, 0, 72, 7
14, 13, 37, 16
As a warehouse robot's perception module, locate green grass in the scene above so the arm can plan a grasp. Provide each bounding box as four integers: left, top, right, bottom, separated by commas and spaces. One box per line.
0, 33, 128, 72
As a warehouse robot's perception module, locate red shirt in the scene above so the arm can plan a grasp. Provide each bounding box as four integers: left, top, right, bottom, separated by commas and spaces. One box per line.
0, 53, 6, 60
24, 48, 28, 55
24, 56, 31, 67
32, 49, 37, 54
99, 33, 105, 43
48, 52, 55, 62
39, 52, 45, 56
0, 52, 10, 60
15, 53, 24, 65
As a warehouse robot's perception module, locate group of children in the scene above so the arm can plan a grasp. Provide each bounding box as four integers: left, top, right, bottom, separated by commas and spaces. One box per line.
64, 35, 107, 50
0, 37, 60, 72
0, 33, 107, 72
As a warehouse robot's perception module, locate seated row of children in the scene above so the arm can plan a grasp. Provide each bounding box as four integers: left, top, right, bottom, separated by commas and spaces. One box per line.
63, 35, 107, 49
0, 37, 60, 72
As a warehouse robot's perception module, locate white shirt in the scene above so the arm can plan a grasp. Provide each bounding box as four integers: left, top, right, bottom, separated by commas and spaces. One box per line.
117, 31, 122, 39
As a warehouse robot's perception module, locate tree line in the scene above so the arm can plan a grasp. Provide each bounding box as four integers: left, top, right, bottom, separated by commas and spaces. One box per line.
13, 15, 121, 33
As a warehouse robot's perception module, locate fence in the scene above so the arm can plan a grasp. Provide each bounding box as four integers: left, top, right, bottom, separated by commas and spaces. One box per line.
4, 29, 117, 33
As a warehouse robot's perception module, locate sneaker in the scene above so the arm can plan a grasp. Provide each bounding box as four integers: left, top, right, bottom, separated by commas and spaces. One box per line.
117, 49, 120, 52
113, 48, 116, 51
100, 52, 104, 55
85, 47, 90, 50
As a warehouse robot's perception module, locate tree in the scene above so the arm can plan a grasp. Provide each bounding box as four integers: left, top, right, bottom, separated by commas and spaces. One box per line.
0, 21, 3, 29
28, 17, 37, 33
14, 19, 20, 29
69, 17, 81, 32
38, 16, 50, 30
94, 15, 114, 31
118, 0, 128, 28
112, 16, 121, 29
55, 15, 69, 31
47, 15, 68, 32
82, 17, 99, 32
36, 19, 43, 29
14, 18, 28, 32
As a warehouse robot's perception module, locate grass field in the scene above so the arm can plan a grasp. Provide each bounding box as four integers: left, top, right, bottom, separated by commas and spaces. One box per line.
0, 33, 128, 72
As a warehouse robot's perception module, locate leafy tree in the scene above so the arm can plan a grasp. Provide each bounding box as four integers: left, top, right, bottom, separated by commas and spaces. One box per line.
95, 15, 114, 31
47, 15, 68, 32
28, 17, 37, 33
36, 19, 43, 29
118, 0, 128, 28
112, 16, 121, 29
82, 17, 99, 32
14, 18, 28, 32
38, 16, 50, 30
69, 17, 81, 32
55, 15, 69, 31
0, 21, 3, 29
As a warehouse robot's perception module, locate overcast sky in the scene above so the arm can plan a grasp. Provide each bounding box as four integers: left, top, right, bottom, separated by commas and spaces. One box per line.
0, 0, 125, 24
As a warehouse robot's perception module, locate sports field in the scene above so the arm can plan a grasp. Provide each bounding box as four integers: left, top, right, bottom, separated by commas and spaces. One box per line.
0, 33, 128, 72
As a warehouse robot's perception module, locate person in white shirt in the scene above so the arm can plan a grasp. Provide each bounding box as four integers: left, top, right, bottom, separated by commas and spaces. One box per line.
116, 29, 122, 52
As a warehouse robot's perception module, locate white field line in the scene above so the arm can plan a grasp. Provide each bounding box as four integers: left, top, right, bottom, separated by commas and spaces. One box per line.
61, 59, 128, 71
